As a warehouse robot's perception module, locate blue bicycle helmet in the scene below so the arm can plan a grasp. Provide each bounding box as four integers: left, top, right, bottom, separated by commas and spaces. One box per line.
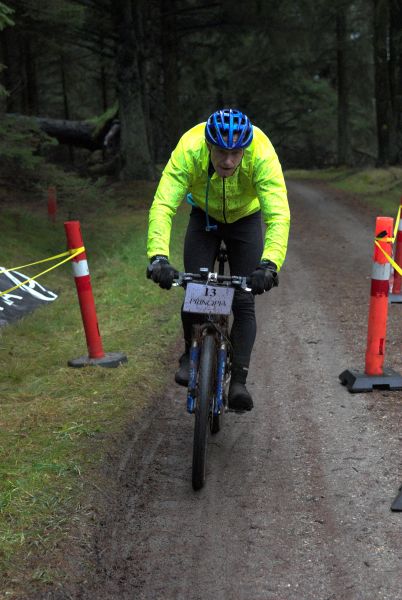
205, 108, 253, 150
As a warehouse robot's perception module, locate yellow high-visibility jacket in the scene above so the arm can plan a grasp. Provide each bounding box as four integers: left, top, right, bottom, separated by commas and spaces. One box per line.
147, 122, 290, 269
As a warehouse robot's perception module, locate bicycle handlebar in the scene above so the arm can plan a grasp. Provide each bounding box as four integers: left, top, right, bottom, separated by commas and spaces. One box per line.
173, 269, 251, 291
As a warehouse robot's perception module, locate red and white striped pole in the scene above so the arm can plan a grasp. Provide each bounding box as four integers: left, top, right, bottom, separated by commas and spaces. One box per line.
339, 216, 402, 392
390, 197, 402, 302
64, 220, 127, 368
365, 216, 393, 375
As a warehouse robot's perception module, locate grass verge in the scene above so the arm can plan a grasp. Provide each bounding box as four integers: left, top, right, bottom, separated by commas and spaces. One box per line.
0, 172, 188, 597
285, 166, 402, 216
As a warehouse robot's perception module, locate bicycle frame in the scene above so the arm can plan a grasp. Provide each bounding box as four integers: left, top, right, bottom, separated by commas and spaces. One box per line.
175, 243, 250, 418
186, 245, 231, 416
151, 244, 252, 490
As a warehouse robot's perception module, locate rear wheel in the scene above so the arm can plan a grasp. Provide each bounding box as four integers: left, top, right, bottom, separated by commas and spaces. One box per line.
192, 334, 216, 491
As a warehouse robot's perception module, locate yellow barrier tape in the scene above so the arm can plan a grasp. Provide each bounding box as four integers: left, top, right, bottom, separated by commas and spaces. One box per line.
374, 241, 402, 277
394, 205, 402, 240
375, 229, 393, 242
375, 236, 394, 242
0, 246, 85, 274
0, 246, 85, 297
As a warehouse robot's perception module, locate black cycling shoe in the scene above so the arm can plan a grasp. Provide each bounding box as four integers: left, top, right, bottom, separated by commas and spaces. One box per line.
228, 382, 253, 412
175, 352, 189, 387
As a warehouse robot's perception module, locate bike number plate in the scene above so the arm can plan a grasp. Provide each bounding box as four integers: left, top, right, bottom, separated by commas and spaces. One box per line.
183, 283, 234, 315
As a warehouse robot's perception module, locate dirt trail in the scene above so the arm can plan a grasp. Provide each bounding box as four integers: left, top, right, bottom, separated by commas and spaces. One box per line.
43, 181, 402, 600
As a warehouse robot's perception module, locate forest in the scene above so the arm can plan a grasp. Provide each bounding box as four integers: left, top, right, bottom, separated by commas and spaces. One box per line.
0, 0, 401, 181
1, 3, 402, 595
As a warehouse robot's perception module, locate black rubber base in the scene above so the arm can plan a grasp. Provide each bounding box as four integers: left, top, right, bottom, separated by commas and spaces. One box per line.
339, 368, 402, 393
391, 486, 402, 511
68, 352, 128, 368
390, 293, 402, 303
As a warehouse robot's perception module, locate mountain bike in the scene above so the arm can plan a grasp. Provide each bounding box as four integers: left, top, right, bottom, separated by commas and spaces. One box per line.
174, 245, 251, 490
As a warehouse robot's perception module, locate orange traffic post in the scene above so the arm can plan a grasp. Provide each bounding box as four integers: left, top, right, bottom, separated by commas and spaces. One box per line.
390, 197, 402, 303
64, 220, 127, 368
339, 216, 402, 392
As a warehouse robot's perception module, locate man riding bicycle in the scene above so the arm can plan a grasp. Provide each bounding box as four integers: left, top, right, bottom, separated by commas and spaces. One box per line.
147, 108, 290, 412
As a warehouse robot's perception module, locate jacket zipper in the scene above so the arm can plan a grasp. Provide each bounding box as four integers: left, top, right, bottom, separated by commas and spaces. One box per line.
222, 178, 227, 223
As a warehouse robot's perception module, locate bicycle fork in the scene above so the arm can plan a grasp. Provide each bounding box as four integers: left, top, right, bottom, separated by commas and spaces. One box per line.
187, 337, 228, 415
187, 339, 200, 414
214, 342, 227, 415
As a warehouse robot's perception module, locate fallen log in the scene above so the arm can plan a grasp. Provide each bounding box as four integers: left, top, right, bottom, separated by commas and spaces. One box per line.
6, 105, 119, 151
36, 117, 102, 150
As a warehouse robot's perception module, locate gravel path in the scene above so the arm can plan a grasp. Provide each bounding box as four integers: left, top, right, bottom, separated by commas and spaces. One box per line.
43, 180, 402, 600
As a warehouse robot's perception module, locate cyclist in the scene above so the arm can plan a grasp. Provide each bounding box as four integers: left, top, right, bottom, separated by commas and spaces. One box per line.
147, 108, 290, 412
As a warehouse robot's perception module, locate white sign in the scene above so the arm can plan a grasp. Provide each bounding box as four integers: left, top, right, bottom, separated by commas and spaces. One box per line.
183, 283, 234, 315
0, 268, 58, 304
0, 268, 58, 325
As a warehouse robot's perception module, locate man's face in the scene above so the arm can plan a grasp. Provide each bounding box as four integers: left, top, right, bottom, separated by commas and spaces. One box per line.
208, 143, 244, 178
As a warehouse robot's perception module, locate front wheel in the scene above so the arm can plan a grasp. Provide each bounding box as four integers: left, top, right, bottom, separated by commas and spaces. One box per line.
192, 334, 216, 491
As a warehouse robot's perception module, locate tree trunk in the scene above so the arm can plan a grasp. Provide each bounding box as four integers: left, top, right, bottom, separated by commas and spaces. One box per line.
389, 0, 402, 163
115, 0, 155, 180
336, 6, 350, 165
136, 0, 156, 166
373, 0, 392, 165
161, 0, 181, 149
99, 36, 108, 112
60, 53, 74, 162
1, 28, 23, 113
22, 36, 38, 115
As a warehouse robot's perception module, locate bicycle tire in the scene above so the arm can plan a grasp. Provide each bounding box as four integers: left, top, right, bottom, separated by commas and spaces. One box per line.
192, 333, 216, 490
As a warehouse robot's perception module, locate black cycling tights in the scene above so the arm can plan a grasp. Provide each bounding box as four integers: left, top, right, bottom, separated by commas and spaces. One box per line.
181, 207, 263, 373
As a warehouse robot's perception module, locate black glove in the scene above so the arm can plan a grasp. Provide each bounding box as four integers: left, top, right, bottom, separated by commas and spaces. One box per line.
250, 260, 278, 295
146, 255, 177, 290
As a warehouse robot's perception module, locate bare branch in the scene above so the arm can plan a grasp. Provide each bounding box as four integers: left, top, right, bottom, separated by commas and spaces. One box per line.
162, 2, 221, 17
67, 0, 112, 14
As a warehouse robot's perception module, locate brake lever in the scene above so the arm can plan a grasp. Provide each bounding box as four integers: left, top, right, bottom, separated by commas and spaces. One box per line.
241, 277, 252, 292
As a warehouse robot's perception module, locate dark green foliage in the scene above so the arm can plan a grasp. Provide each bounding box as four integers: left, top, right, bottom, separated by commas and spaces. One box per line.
1, 0, 116, 118
0, 115, 57, 182
0, 1, 13, 30
0, 0, 400, 175
0, 1, 13, 99
177, 0, 378, 168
